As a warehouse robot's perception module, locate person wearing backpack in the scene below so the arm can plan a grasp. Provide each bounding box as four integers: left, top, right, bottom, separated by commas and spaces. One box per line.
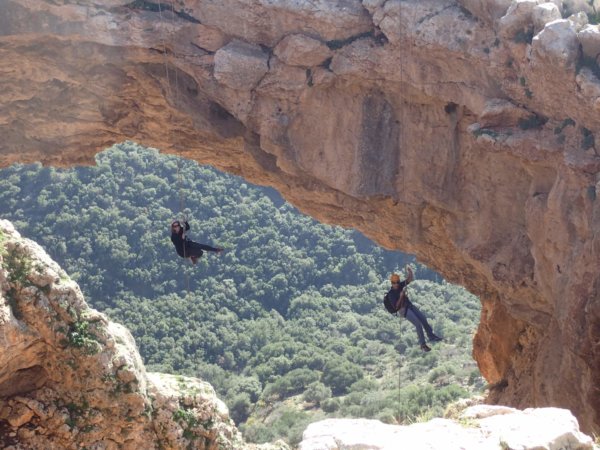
383, 266, 442, 352
170, 220, 223, 264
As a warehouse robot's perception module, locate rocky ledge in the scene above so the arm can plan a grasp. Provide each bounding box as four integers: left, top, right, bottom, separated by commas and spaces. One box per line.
299, 405, 595, 450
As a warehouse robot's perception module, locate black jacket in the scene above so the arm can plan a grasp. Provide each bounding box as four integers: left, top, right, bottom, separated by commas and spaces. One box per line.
171, 221, 190, 257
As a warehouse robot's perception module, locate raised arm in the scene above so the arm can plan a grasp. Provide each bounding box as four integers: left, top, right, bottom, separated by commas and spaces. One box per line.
405, 266, 414, 284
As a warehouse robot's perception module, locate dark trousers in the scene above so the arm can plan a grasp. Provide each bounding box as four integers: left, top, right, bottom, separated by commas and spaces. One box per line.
404, 304, 435, 346
184, 241, 219, 258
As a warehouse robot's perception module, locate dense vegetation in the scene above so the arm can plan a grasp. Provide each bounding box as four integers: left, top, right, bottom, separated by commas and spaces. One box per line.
0, 142, 484, 445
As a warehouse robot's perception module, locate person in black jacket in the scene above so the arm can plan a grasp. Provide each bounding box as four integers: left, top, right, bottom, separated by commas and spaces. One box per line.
387, 267, 442, 352
170, 220, 223, 264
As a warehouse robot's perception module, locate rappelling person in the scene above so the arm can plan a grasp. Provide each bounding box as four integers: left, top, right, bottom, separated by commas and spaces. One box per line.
383, 266, 442, 352
170, 219, 223, 264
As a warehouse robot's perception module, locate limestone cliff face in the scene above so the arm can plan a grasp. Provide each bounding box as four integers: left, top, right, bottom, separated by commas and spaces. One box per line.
1, 0, 599, 434
0, 220, 250, 449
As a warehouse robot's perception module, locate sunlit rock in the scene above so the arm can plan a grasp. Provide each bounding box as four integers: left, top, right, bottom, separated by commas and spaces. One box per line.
299, 407, 594, 450
578, 24, 600, 62
532, 3, 562, 33
531, 19, 580, 69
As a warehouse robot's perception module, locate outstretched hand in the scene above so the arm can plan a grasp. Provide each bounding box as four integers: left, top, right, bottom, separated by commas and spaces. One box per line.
405, 265, 414, 283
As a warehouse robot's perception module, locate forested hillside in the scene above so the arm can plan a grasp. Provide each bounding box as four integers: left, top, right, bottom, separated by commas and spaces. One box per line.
0, 142, 484, 445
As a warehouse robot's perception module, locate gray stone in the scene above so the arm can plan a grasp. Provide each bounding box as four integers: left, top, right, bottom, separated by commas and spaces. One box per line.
499, 0, 540, 40
578, 24, 600, 62
214, 40, 269, 90
531, 19, 580, 68
362, 0, 386, 15
274, 34, 332, 67
457, 0, 513, 23
533, 3, 562, 33
568, 11, 589, 31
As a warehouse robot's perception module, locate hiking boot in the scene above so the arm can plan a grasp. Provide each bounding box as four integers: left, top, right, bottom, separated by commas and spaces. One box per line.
421, 344, 431, 352
429, 334, 443, 343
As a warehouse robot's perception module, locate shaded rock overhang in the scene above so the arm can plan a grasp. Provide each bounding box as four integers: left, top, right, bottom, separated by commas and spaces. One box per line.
0, 0, 599, 434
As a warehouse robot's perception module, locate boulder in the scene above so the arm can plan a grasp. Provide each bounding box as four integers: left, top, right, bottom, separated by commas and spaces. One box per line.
214, 40, 269, 90
578, 24, 600, 62
532, 3, 562, 33
273, 34, 332, 67
499, 0, 539, 40
531, 19, 580, 69
568, 11, 589, 31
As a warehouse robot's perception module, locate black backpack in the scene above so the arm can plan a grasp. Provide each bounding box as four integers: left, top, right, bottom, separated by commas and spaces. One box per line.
383, 293, 397, 314
383, 286, 408, 314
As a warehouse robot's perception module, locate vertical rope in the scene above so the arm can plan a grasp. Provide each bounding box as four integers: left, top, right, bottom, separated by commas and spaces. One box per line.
170, 1, 186, 220
397, 309, 403, 419
157, 0, 172, 99
397, 0, 405, 415
158, 0, 190, 295
399, 0, 407, 202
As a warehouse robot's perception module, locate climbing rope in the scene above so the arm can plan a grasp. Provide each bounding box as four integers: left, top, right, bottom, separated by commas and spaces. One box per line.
158, 0, 185, 216
399, 0, 407, 201
397, 1, 406, 418
169, 2, 186, 221
157, 0, 190, 294
395, 264, 416, 420
397, 309, 403, 419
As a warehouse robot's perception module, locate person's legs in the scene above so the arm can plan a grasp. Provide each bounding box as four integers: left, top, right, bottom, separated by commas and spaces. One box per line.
186, 241, 221, 257
199, 243, 221, 252
409, 304, 434, 338
410, 304, 442, 342
404, 308, 427, 346
189, 241, 221, 253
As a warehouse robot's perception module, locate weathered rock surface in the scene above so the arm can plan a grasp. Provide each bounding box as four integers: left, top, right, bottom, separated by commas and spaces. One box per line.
273, 34, 332, 67
1, 0, 600, 435
298, 406, 595, 450
0, 220, 287, 450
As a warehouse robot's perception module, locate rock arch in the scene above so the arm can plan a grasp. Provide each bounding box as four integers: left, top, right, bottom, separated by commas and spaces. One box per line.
1, 0, 599, 433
